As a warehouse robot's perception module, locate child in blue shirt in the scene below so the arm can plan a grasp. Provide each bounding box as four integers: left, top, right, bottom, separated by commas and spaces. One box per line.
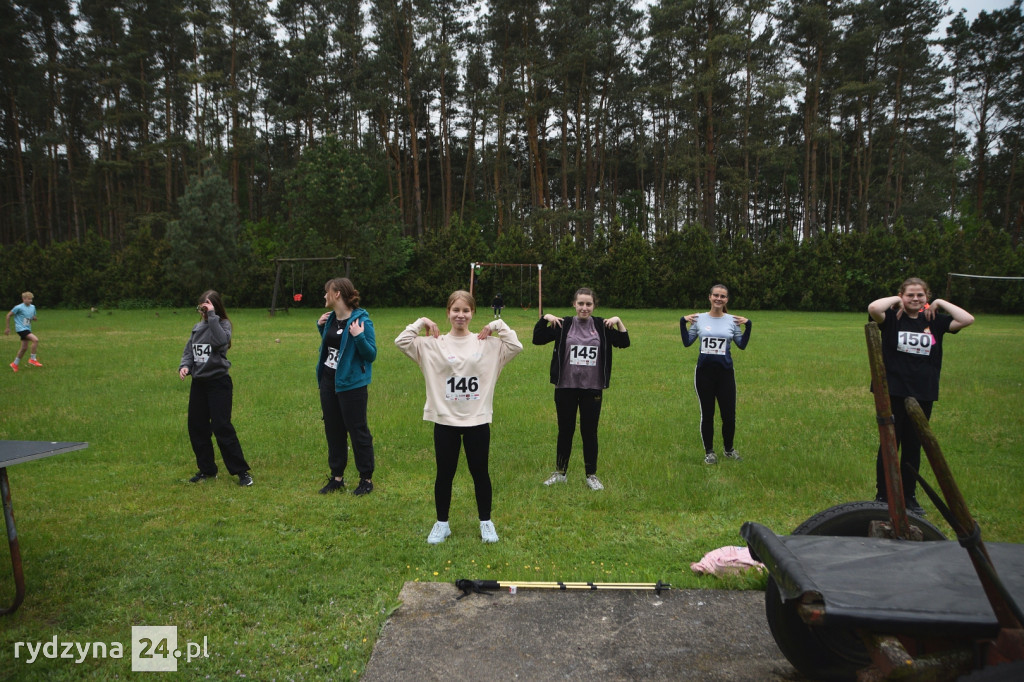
5, 292, 42, 372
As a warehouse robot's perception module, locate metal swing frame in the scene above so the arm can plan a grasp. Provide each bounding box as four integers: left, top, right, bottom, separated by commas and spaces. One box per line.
469, 262, 543, 319
269, 256, 352, 315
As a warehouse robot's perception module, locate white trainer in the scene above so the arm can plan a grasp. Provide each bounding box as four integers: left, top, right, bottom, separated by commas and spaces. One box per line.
723, 449, 743, 461
585, 474, 605, 491
543, 472, 567, 486
427, 521, 451, 545
479, 520, 499, 543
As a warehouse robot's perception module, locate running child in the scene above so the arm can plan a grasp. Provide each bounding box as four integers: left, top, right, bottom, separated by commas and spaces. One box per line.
6, 292, 42, 372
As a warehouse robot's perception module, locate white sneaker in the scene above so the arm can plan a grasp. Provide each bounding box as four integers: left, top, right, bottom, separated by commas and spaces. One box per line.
427, 521, 451, 545
704, 451, 718, 464
543, 472, 567, 486
480, 520, 499, 543
585, 474, 604, 490
723, 449, 743, 461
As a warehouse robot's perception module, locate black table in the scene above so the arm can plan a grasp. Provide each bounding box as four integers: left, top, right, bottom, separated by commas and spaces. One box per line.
1, 440, 88, 615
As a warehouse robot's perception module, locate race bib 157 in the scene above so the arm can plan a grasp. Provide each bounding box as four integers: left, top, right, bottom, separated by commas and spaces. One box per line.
700, 337, 727, 355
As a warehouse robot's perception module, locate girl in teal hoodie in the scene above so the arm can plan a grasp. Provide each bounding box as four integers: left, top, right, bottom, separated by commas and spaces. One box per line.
315, 278, 377, 496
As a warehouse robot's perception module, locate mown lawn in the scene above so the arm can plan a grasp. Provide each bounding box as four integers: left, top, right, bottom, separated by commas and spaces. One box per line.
1, 306, 1021, 680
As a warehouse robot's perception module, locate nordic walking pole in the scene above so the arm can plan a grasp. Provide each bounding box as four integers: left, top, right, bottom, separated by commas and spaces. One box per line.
455, 578, 670, 599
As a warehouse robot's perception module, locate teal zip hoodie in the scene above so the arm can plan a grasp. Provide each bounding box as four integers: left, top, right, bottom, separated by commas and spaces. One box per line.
316, 307, 376, 392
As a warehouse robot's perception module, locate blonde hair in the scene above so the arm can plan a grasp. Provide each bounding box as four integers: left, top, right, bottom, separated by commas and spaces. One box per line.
446, 290, 476, 312
21, 291, 33, 299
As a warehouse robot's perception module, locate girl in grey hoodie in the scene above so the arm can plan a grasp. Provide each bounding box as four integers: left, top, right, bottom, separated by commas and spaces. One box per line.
179, 290, 253, 486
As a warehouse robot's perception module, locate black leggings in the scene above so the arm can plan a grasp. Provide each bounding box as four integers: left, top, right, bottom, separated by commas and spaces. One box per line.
554, 388, 603, 475
433, 423, 491, 522
876, 396, 933, 501
694, 364, 737, 453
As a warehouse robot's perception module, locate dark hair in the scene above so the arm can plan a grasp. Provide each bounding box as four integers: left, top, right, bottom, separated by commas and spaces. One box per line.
197, 290, 231, 347
447, 290, 476, 312
198, 290, 229, 320
899, 277, 930, 298
573, 288, 598, 306
326, 277, 361, 309
709, 284, 729, 313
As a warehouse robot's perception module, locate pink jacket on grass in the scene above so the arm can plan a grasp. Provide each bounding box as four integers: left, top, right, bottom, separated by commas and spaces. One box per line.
690, 546, 765, 576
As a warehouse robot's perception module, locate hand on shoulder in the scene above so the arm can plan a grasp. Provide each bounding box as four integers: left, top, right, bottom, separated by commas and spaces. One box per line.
544, 314, 563, 327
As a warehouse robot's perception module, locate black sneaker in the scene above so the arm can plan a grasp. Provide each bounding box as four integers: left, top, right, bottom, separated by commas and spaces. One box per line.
873, 494, 886, 503
319, 476, 345, 494
352, 479, 373, 496
906, 498, 926, 516
237, 472, 254, 487
189, 472, 216, 483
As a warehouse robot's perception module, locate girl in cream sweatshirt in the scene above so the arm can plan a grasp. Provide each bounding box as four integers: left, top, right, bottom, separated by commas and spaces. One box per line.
395, 290, 522, 544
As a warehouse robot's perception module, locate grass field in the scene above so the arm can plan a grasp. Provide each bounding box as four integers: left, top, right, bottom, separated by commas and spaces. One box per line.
1, 306, 1021, 680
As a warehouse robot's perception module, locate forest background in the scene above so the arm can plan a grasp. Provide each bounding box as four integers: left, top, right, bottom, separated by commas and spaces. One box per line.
1, 0, 1023, 312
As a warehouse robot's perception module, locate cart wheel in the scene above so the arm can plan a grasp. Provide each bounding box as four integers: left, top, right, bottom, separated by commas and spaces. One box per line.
765, 574, 865, 681
793, 500, 946, 540
765, 502, 947, 681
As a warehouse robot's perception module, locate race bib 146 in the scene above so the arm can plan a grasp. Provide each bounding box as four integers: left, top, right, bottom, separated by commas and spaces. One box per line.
445, 375, 481, 401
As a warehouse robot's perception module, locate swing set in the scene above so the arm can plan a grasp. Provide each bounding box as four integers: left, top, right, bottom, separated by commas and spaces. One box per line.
469, 262, 543, 318
269, 256, 352, 315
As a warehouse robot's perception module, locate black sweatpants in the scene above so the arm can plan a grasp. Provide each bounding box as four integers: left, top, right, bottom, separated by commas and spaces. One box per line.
188, 374, 250, 476
319, 379, 375, 480
433, 423, 491, 522
694, 364, 737, 453
554, 388, 603, 476
875, 396, 933, 501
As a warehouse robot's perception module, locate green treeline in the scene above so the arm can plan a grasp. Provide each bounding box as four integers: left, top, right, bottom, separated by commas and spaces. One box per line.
1, 0, 1022, 311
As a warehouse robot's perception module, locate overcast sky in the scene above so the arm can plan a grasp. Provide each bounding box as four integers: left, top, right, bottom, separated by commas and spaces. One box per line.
947, 0, 1017, 21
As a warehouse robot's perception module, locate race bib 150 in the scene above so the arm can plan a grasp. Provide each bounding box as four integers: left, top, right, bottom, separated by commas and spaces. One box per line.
897, 331, 933, 356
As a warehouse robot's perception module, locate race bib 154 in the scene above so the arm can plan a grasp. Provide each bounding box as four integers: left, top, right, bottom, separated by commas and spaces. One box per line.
192, 343, 211, 363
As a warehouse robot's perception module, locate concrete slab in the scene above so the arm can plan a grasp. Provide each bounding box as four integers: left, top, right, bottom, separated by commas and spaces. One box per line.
363, 582, 800, 681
